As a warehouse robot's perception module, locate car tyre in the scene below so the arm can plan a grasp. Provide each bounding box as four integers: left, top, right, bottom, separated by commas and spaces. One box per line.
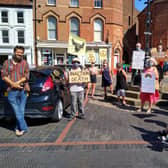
51, 99, 63, 122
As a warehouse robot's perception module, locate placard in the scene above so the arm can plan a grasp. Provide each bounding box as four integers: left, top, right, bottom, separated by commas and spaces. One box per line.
132, 51, 145, 70
69, 70, 90, 83
141, 72, 155, 93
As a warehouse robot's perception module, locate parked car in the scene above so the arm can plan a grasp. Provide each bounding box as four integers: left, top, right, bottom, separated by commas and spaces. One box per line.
0, 66, 71, 121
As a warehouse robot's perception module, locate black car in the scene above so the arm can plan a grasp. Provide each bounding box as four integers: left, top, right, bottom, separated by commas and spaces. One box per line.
0, 66, 70, 121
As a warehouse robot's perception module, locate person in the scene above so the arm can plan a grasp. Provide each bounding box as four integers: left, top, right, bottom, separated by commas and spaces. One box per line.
116, 63, 127, 105
68, 57, 85, 120
131, 42, 143, 85
1, 46, 30, 136
85, 62, 98, 99
137, 59, 159, 114
101, 59, 113, 99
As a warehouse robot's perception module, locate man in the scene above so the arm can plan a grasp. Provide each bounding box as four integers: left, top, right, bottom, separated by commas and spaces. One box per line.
68, 57, 85, 120
131, 42, 143, 85
1, 46, 30, 136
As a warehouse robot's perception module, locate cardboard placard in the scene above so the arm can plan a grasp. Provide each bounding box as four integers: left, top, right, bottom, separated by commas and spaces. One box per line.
69, 70, 90, 83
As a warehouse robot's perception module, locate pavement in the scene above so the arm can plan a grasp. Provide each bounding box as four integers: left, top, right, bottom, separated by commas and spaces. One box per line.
0, 75, 168, 167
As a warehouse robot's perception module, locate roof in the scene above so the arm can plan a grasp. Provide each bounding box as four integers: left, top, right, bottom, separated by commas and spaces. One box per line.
0, 0, 32, 6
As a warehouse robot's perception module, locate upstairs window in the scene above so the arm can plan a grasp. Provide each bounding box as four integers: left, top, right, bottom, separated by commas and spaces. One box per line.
70, 17, 79, 36
48, 0, 56, 5
48, 16, 57, 40
2, 30, 9, 43
18, 30, 25, 43
70, 0, 79, 7
1, 11, 8, 23
94, 0, 102, 8
17, 12, 24, 23
94, 19, 103, 42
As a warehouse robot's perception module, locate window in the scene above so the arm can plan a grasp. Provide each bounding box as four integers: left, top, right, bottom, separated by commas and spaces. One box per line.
17, 12, 24, 23
18, 30, 25, 43
70, 0, 79, 7
48, 0, 56, 5
2, 30, 9, 43
94, 19, 103, 42
70, 17, 79, 36
48, 16, 57, 40
94, 0, 102, 8
1, 11, 8, 23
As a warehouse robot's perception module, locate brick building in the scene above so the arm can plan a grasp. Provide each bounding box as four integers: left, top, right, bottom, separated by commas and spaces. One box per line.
34, 0, 123, 71
138, 0, 168, 51
123, 0, 139, 64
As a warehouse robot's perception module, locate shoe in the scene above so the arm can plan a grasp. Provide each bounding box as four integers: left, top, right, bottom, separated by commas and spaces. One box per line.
137, 108, 142, 112
78, 114, 85, 120
15, 130, 24, 136
68, 115, 76, 121
146, 109, 151, 114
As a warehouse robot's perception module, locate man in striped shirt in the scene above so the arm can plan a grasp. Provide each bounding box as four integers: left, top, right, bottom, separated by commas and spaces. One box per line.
1, 46, 30, 136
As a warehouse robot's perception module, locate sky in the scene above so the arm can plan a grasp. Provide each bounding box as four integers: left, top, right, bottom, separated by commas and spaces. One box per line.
135, 0, 147, 11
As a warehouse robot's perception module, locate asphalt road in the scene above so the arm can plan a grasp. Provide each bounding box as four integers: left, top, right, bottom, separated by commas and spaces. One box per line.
0, 94, 168, 168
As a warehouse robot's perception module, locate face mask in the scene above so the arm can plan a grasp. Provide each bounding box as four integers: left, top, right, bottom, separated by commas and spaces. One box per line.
136, 47, 141, 51
73, 62, 79, 68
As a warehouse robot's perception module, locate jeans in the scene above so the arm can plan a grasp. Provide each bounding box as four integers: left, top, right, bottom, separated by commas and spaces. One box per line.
8, 89, 28, 131
70, 91, 85, 117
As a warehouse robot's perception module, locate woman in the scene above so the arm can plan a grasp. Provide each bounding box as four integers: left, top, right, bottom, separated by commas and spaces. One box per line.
138, 59, 159, 114
101, 59, 113, 99
85, 62, 98, 99
116, 63, 127, 105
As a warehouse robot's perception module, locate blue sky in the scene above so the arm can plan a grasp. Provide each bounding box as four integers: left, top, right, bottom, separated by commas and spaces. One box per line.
135, 0, 147, 11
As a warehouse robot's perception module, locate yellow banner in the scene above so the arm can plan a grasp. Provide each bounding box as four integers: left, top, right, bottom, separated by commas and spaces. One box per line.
99, 48, 107, 61
69, 70, 90, 83
87, 50, 96, 63
68, 33, 86, 56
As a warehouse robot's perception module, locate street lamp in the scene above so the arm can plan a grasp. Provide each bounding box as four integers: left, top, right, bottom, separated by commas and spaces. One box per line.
140, 0, 152, 59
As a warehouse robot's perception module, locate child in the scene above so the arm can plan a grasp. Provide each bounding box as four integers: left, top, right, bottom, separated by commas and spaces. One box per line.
116, 63, 127, 105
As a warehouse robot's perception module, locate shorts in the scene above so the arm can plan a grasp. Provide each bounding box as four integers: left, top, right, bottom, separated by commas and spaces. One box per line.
117, 89, 125, 97
90, 74, 97, 83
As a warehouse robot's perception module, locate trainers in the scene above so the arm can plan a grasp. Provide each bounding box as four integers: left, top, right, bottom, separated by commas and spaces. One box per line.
78, 114, 85, 120
146, 109, 151, 114
68, 115, 76, 121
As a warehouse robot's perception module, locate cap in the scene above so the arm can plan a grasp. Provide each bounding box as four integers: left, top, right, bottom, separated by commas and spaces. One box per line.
72, 57, 80, 63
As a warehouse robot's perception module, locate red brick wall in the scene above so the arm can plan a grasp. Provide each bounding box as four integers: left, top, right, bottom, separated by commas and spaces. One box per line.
35, 0, 124, 69
138, 0, 168, 50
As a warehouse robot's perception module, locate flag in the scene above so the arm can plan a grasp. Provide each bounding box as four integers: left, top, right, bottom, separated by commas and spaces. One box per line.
68, 33, 86, 56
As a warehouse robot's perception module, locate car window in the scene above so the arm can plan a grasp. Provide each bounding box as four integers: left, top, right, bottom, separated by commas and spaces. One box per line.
29, 71, 47, 82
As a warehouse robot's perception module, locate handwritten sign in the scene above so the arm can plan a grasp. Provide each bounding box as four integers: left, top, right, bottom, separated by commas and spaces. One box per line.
132, 51, 145, 70
141, 72, 155, 93
69, 70, 90, 83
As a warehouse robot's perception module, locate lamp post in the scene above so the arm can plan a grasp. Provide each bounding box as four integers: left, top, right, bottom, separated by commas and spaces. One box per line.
143, 0, 152, 59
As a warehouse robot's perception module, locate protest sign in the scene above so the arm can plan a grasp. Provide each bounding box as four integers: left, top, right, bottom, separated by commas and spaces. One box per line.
141, 72, 155, 93
132, 51, 145, 70
69, 70, 90, 83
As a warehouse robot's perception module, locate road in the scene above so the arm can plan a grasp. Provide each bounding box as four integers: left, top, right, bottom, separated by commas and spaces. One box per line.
0, 92, 168, 168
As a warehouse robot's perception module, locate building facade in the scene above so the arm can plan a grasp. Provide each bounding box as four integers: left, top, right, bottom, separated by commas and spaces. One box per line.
123, 0, 139, 64
138, 0, 168, 51
34, 0, 123, 70
0, 0, 34, 65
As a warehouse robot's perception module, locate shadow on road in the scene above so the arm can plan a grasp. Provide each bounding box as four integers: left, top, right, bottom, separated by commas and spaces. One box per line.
131, 125, 164, 152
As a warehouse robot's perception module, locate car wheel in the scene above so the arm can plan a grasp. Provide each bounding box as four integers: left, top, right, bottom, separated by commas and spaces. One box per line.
51, 99, 63, 122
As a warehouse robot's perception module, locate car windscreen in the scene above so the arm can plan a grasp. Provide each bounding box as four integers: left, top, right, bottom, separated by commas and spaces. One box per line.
29, 71, 48, 83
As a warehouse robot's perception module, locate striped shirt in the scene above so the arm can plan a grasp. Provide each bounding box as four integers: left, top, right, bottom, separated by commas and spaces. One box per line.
1, 59, 29, 89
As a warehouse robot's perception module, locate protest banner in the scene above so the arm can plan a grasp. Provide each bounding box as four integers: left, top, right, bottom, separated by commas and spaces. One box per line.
69, 70, 90, 83
87, 50, 96, 63
68, 33, 86, 56
132, 51, 145, 70
141, 72, 155, 93
99, 48, 107, 61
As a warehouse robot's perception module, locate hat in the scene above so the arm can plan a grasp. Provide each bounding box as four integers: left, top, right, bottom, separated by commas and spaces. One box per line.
72, 57, 80, 63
